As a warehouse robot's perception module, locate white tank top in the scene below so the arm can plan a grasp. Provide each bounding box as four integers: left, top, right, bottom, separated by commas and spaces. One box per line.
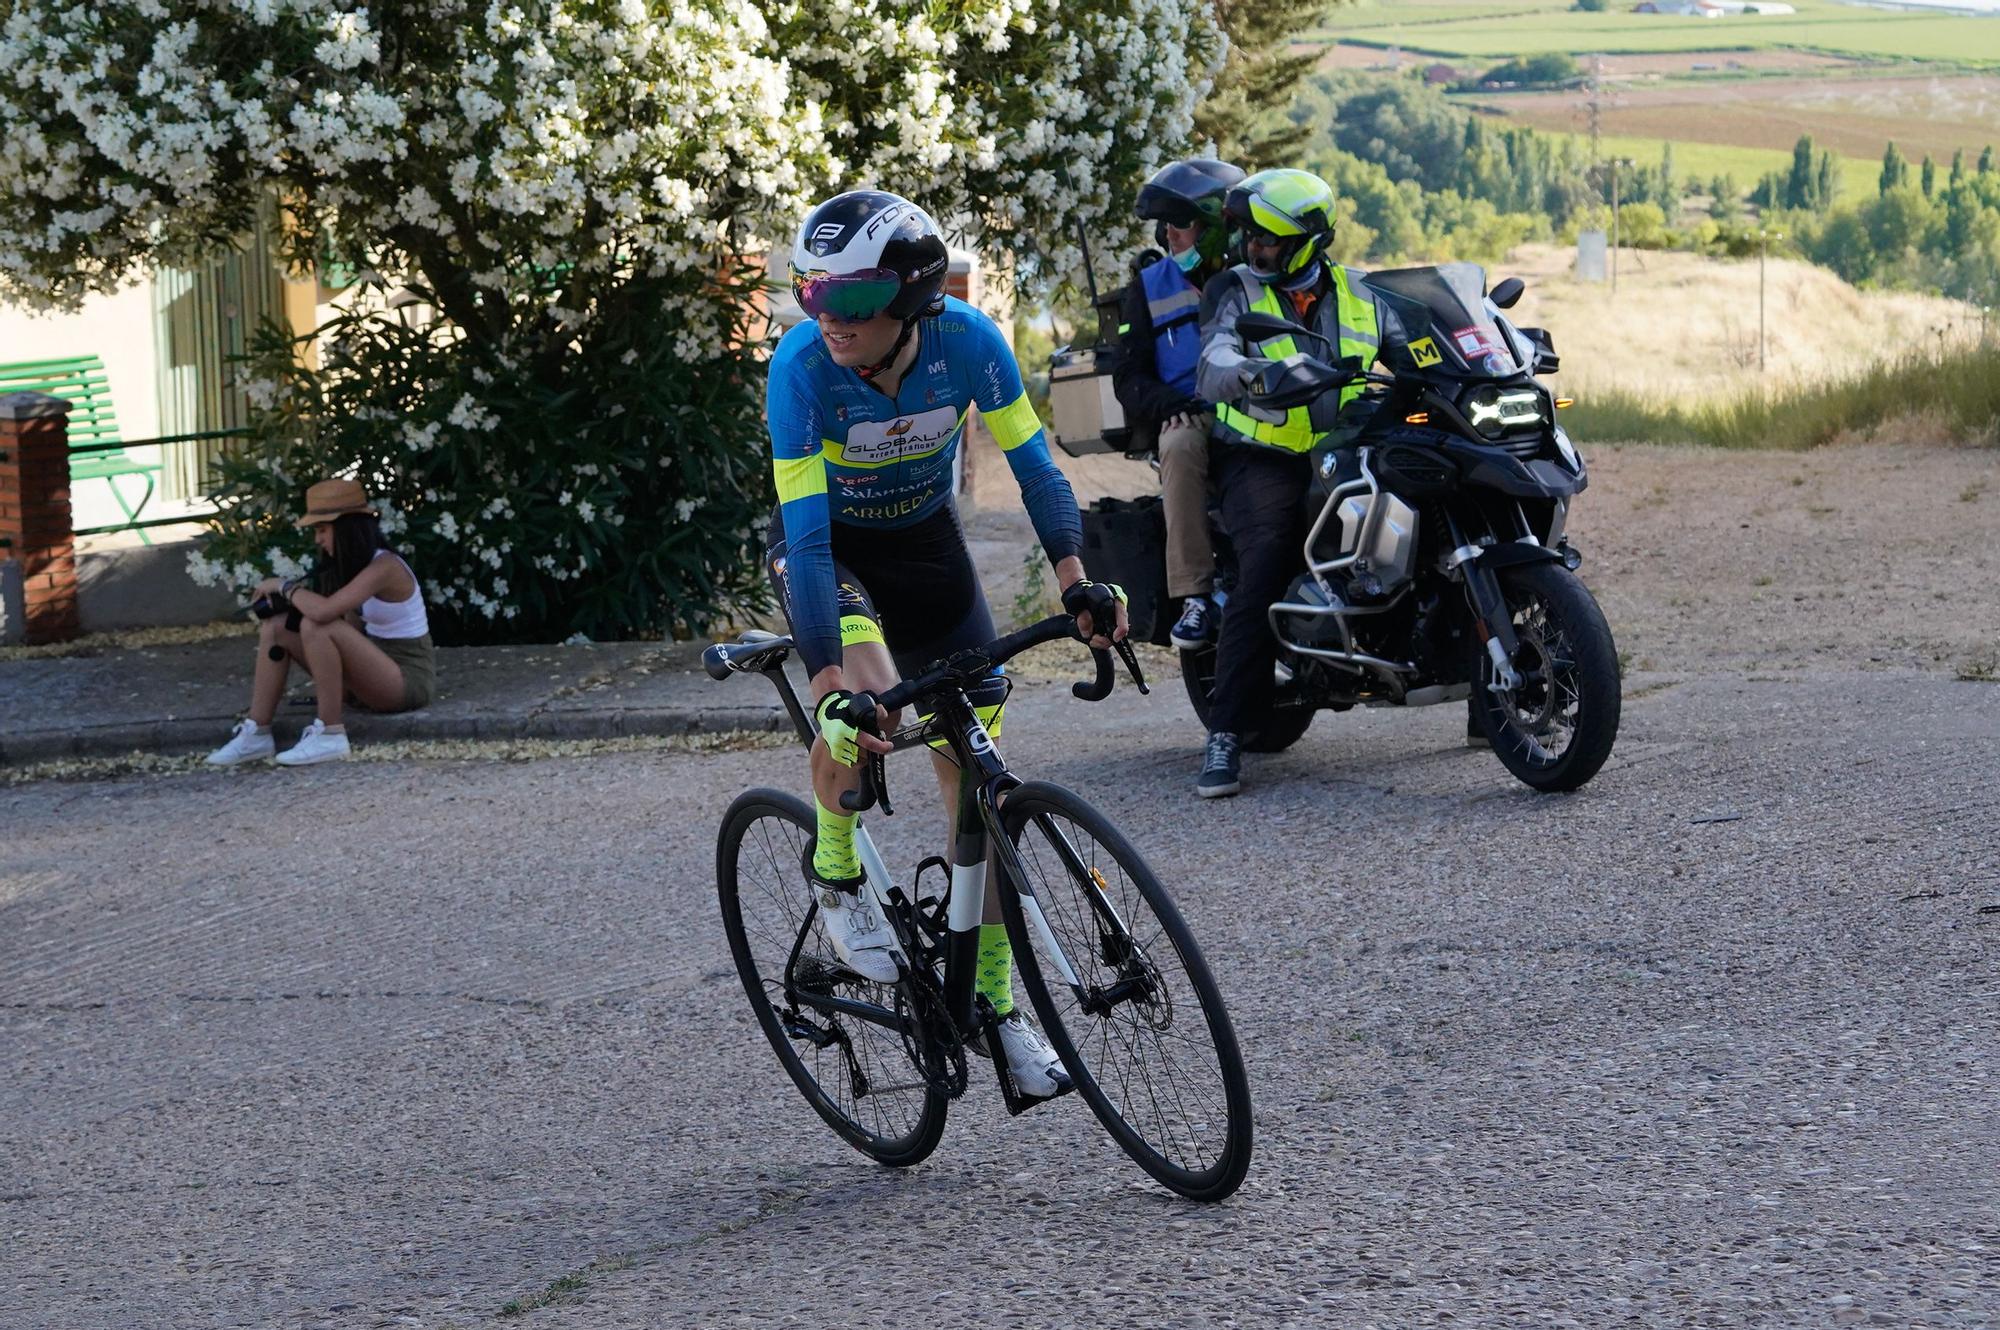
361, 550, 430, 640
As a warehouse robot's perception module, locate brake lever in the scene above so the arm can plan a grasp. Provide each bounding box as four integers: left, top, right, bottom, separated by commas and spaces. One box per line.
1113, 638, 1150, 695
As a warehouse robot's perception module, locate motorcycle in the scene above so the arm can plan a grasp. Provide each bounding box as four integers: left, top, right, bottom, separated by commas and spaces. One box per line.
1179, 262, 1620, 793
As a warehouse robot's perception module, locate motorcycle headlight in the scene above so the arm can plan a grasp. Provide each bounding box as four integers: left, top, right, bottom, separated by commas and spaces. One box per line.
1461, 386, 1545, 438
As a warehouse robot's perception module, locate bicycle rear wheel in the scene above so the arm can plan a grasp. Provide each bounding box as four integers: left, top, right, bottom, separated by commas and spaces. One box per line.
716, 789, 947, 1167
996, 782, 1252, 1201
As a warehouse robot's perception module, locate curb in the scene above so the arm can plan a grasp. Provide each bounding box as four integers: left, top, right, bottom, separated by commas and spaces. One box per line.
0, 703, 791, 766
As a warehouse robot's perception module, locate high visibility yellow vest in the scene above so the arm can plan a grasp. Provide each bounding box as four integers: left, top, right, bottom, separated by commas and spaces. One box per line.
1214, 265, 1380, 455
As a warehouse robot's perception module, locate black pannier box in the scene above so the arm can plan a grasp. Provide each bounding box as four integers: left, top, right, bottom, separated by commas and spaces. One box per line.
1079, 494, 1173, 647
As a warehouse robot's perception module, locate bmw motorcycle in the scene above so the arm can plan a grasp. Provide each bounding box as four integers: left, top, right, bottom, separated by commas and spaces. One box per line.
1181, 263, 1620, 793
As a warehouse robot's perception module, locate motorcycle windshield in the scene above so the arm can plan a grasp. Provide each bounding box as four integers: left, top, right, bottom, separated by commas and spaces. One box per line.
1364, 262, 1521, 379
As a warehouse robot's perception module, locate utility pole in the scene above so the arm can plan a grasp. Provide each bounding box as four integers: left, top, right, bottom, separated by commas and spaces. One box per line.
1584, 54, 1605, 164
1610, 158, 1621, 294
1758, 229, 1783, 372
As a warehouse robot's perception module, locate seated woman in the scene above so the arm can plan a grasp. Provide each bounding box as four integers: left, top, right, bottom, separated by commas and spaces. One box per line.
206, 478, 435, 767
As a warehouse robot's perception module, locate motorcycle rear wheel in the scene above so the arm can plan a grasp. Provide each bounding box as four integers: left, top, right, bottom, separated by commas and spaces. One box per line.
1179, 645, 1316, 753
1470, 563, 1621, 793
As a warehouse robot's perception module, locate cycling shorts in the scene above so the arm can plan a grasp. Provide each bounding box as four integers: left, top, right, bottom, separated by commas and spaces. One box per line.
765, 503, 1006, 733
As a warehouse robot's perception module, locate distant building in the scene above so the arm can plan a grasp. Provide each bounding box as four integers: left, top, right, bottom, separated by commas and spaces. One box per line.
1633, 0, 1791, 11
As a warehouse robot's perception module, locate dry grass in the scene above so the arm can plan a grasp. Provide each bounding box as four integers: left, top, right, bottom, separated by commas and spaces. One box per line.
0, 618, 253, 662
1501, 243, 1987, 402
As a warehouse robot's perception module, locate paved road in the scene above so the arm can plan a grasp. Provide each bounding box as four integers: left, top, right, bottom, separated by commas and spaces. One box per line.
3, 666, 1996, 1328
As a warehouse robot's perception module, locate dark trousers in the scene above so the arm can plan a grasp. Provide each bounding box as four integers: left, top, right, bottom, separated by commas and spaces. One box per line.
1208, 442, 1310, 737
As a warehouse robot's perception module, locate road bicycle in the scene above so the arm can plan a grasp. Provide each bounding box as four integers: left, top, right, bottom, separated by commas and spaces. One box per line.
703, 613, 1253, 1201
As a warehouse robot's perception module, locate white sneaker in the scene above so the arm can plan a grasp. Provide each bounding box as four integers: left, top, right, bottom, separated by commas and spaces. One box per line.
995, 1011, 1072, 1098
275, 719, 351, 766
813, 878, 900, 983
205, 719, 275, 767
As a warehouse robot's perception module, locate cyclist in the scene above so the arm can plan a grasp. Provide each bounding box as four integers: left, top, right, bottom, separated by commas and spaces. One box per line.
767, 189, 1129, 1096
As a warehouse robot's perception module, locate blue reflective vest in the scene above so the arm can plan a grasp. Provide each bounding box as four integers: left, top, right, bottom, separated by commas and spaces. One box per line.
1139, 255, 1203, 401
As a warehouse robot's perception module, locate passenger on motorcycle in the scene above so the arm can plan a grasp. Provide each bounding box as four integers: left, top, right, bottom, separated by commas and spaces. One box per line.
1192, 168, 1392, 798
1113, 157, 1245, 652
768, 189, 1130, 1093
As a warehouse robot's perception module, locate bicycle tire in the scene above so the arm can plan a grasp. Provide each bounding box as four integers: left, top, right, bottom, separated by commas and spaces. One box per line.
996, 781, 1253, 1201
716, 788, 947, 1167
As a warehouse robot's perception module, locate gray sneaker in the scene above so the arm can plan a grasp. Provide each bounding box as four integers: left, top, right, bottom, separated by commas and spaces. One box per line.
1195, 731, 1241, 798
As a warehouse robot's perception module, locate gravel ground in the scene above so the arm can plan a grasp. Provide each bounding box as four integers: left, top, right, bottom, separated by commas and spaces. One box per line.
4, 440, 1998, 1328
3, 665, 1996, 1328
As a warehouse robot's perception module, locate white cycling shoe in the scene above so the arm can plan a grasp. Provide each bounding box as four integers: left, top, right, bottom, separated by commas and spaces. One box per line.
813, 877, 901, 984
995, 1010, 1072, 1098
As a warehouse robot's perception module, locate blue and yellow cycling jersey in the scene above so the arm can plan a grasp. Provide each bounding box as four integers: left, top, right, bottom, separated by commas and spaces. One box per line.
767, 296, 1082, 675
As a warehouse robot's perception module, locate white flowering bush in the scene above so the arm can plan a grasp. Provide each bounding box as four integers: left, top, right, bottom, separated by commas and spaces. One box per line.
0, 0, 1222, 640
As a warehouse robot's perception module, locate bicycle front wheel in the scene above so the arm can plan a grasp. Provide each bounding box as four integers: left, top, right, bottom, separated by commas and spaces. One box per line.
716, 789, 947, 1167
997, 782, 1253, 1201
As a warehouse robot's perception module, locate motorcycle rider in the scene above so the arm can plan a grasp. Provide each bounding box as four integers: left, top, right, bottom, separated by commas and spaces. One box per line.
1113, 157, 1245, 650
1192, 168, 1391, 798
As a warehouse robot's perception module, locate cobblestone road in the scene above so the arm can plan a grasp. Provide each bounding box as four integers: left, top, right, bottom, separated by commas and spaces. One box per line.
4, 662, 1996, 1328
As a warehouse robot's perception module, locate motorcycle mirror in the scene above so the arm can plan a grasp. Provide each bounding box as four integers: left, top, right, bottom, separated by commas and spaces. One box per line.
1489, 277, 1525, 309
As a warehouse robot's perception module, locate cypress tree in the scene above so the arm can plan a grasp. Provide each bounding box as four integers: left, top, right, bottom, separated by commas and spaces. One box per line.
1879, 141, 1907, 196
1786, 134, 1817, 209
1193, 0, 1340, 167
1920, 154, 1936, 198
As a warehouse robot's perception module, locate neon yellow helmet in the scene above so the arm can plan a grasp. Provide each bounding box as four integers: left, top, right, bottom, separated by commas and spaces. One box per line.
1223, 168, 1336, 277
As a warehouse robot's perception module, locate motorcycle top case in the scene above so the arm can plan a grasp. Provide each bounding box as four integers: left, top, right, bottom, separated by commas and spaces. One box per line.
1048, 345, 1132, 458
1078, 494, 1172, 647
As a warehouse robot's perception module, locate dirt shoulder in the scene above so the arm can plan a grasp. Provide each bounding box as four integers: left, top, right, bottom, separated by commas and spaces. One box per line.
970, 437, 2000, 679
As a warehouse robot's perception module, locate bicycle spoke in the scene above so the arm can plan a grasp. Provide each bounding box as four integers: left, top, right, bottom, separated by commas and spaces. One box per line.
1008, 803, 1241, 1180
726, 802, 936, 1153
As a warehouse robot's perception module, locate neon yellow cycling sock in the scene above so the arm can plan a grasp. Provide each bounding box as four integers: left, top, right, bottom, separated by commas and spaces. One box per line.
812, 797, 861, 884
976, 923, 1015, 1017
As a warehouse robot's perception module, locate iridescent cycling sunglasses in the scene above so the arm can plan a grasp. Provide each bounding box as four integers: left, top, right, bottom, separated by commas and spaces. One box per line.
791, 269, 904, 324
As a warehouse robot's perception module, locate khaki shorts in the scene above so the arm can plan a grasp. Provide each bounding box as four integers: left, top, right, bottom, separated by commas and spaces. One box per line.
368, 632, 436, 711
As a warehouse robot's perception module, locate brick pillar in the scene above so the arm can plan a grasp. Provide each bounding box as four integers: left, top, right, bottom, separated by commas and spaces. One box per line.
0, 392, 78, 645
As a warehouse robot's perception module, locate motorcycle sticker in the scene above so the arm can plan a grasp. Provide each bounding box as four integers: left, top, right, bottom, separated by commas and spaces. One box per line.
1408, 336, 1442, 368
1451, 327, 1496, 357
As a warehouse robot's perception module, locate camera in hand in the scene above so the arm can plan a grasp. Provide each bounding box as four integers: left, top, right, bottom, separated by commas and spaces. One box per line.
250, 591, 292, 620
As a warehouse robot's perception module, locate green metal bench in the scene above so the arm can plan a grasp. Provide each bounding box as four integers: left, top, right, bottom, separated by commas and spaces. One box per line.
0, 354, 161, 542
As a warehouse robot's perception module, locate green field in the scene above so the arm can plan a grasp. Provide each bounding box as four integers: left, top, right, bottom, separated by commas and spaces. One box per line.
1314, 0, 2000, 65
1578, 133, 1881, 198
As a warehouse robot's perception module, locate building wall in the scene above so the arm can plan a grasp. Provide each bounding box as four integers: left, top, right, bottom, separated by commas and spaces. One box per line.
0, 283, 162, 531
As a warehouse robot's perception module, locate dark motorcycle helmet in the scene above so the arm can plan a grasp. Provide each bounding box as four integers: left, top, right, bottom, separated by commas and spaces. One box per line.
1136, 158, 1246, 266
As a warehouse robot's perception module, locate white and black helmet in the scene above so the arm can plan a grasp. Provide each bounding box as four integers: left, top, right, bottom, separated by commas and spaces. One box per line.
790, 190, 950, 324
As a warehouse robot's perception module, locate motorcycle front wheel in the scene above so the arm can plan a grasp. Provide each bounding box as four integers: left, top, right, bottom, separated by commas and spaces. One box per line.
1471, 562, 1621, 793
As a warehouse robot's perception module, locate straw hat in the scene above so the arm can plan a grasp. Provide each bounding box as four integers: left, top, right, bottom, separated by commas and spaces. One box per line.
298, 478, 377, 526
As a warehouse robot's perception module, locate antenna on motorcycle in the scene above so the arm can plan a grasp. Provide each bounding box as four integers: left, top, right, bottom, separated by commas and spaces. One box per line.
1075, 216, 1102, 308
